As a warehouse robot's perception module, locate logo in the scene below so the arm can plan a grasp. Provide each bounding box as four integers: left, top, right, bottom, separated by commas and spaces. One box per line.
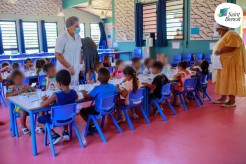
217, 8, 229, 17
214, 3, 243, 28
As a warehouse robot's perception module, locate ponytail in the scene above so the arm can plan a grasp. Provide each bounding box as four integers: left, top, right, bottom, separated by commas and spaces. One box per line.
123, 66, 139, 93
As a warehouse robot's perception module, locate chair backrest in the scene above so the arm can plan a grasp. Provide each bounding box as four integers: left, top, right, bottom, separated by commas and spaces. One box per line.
96, 94, 117, 117
200, 75, 209, 85
0, 55, 10, 59
23, 77, 30, 85
134, 48, 142, 58
204, 54, 211, 62
51, 103, 77, 127
107, 66, 115, 73
129, 88, 144, 107
89, 72, 96, 82
184, 77, 197, 92
194, 53, 203, 61
173, 54, 181, 61
161, 83, 172, 97
183, 53, 191, 61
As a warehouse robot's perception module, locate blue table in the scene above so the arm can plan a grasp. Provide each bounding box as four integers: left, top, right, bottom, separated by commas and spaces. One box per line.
0, 56, 56, 65
98, 51, 133, 61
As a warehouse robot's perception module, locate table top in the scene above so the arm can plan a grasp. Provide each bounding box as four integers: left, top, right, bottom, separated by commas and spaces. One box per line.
98, 51, 132, 55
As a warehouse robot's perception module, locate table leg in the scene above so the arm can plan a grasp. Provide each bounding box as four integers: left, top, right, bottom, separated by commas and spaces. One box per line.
29, 111, 37, 156
8, 101, 15, 137
144, 87, 149, 116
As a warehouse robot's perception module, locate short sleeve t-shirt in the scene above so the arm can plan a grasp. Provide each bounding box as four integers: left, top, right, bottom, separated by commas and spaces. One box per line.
112, 70, 124, 78
152, 74, 169, 99
89, 84, 118, 112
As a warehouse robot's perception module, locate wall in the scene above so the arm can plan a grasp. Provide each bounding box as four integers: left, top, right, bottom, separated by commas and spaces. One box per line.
111, 0, 236, 61
63, 8, 101, 38
0, 0, 101, 53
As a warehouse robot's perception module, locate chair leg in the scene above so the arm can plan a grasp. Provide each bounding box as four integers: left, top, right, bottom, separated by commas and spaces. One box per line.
139, 106, 151, 124
179, 94, 187, 111
46, 124, 56, 157
123, 108, 134, 130
196, 91, 204, 105
0, 95, 6, 107
44, 127, 47, 146
13, 115, 19, 138
192, 92, 201, 107
165, 99, 176, 115
69, 123, 73, 140
109, 113, 122, 133
73, 124, 85, 148
91, 116, 107, 142
100, 116, 105, 129
116, 109, 122, 120
84, 117, 91, 137
205, 92, 212, 101
154, 100, 167, 121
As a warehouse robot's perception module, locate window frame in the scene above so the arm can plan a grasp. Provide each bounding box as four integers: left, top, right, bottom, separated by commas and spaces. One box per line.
0, 20, 19, 54
22, 21, 40, 53
143, 2, 157, 40
79, 23, 86, 38
89, 23, 101, 45
44, 22, 58, 52
166, 0, 184, 40
142, 0, 184, 41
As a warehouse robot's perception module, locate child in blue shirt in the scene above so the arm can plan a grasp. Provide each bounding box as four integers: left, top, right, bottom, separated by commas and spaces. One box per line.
38, 69, 78, 145
80, 67, 118, 135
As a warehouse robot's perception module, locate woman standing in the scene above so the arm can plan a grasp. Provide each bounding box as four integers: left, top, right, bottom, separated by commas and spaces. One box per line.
55, 16, 82, 84
213, 24, 246, 107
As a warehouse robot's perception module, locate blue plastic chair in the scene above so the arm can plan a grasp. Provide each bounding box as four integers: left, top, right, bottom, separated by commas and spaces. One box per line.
107, 67, 115, 73
183, 53, 192, 66
174, 78, 202, 111
203, 54, 211, 64
23, 77, 30, 85
117, 88, 150, 130
0, 83, 6, 107
89, 72, 96, 82
84, 94, 122, 142
196, 75, 212, 105
44, 103, 84, 157
150, 83, 176, 121
134, 48, 142, 58
171, 54, 182, 67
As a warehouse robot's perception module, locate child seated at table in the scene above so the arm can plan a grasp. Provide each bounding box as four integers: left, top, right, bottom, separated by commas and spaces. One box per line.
116, 66, 140, 120
1, 62, 10, 73
103, 56, 111, 67
132, 57, 143, 75
24, 58, 34, 71
80, 68, 118, 135
86, 61, 103, 84
112, 59, 125, 79
6, 70, 37, 136
42, 63, 58, 91
35, 59, 46, 76
38, 70, 79, 144
143, 58, 153, 75
173, 61, 191, 103
12, 63, 20, 71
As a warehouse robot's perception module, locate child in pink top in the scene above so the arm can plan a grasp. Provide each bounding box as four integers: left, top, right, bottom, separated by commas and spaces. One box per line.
173, 61, 191, 103
116, 66, 140, 121
112, 59, 125, 78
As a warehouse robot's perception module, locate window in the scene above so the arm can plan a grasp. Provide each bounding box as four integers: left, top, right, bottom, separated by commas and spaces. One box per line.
90, 23, 100, 45
45, 22, 58, 53
23, 22, 39, 54
0, 21, 18, 55
166, 0, 184, 39
79, 23, 85, 38
143, 3, 157, 39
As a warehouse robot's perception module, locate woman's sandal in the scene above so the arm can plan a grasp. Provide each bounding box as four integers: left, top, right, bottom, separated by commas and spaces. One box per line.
35, 126, 45, 134
21, 128, 31, 136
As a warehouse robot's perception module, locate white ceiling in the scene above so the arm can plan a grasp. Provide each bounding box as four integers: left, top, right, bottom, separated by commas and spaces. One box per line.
74, 0, 112, 18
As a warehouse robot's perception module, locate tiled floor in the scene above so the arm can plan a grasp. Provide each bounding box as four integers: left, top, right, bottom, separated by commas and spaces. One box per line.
0, 83, 246, 164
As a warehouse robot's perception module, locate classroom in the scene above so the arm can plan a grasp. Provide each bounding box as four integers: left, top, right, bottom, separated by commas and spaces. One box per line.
0, 0, 246, 163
